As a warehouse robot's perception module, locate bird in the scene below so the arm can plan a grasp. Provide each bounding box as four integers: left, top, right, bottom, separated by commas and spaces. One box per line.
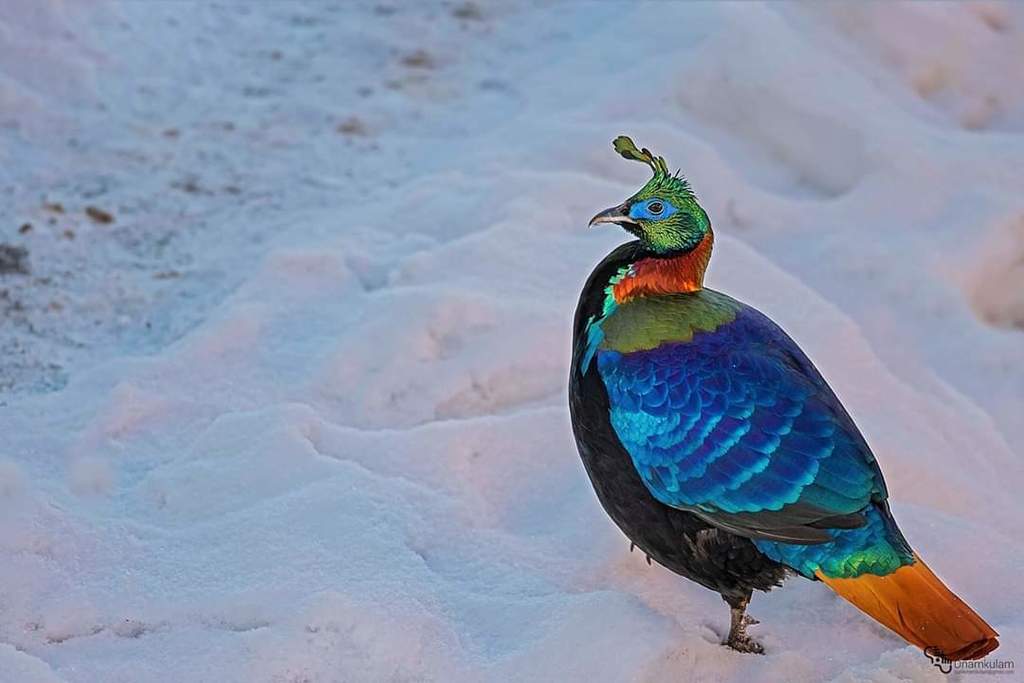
569, 136, 999, 660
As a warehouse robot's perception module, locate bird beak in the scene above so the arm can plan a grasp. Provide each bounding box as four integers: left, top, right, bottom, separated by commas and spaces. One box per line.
589, 203, 637, 228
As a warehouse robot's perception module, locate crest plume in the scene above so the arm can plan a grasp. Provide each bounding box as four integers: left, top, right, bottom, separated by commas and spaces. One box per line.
613, 135, 670, 178
611, 135, 694, 200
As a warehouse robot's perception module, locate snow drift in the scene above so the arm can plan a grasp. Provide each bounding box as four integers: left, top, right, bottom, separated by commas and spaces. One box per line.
1, 2, 1021, 681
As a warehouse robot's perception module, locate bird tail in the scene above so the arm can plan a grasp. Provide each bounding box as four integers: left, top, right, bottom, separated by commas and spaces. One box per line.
816, 553, 999, 661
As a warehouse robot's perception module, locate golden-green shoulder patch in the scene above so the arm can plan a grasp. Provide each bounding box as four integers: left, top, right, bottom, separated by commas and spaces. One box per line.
599, 289, 740, 353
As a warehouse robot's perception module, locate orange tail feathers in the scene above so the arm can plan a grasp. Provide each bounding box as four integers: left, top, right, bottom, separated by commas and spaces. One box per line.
816, 553, 999, 661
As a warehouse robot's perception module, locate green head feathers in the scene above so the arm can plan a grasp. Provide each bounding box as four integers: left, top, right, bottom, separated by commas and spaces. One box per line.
590, 136, 711, 255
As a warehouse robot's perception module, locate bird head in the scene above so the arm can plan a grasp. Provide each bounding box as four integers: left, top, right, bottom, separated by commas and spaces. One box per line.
590, 136, 711, 255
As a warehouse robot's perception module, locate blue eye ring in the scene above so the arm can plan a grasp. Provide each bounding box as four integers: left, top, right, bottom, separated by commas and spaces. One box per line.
628, 198, 677, 221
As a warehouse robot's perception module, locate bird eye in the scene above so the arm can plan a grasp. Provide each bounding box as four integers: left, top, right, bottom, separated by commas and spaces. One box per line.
647, 201, 664, 215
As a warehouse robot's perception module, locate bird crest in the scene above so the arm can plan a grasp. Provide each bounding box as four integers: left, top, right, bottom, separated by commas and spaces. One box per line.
613, 136, 670, 178
612, 136, 693, 199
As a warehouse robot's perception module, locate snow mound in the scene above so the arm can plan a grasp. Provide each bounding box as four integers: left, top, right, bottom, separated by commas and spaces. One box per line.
1, 2, 1021, 682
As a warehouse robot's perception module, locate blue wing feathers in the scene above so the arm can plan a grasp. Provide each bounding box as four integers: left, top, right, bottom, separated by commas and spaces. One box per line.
596, 303, 907, 573
754, 505, 913, 578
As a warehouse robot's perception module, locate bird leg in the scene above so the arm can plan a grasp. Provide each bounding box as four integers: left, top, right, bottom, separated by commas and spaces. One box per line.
723, 592, 764, 654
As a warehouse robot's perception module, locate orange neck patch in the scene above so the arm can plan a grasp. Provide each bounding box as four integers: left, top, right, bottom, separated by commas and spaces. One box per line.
612, 232, 714, 305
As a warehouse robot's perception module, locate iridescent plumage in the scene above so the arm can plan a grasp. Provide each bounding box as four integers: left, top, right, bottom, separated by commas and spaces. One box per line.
594, 298, 909, 578
570, 136, 998, 659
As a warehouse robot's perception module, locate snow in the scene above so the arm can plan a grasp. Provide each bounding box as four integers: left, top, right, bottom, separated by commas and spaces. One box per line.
1, 2, 1022, 681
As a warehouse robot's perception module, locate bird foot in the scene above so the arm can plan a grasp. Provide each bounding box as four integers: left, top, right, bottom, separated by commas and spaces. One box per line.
724, 632, 764, 655
723, 593, 762, 654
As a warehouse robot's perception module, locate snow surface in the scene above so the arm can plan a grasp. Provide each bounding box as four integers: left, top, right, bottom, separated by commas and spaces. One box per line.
1, 2, 1023, 681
